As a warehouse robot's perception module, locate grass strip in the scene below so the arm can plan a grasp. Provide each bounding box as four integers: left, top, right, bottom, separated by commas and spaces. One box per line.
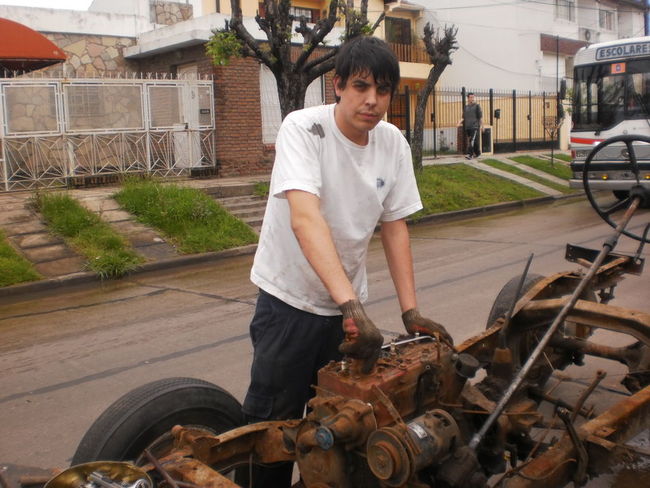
33, 192, 143, 279
115, 179, 258, 254
0, 229, 42, 286
253, 181, 270, 198
414, 164, 544, 218
481, 159, 574, 195
509, 155, 573, 180
545, 153, 572, 163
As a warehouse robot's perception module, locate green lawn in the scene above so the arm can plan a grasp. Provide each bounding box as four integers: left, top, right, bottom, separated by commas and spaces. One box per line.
0, 229, 41, 286
115, 179, 258, 254
481, 159, 575, 194
545, 153, 572, 163
509, 155, 573, 180
33, 192, 143, 279
414, 164, 544, 218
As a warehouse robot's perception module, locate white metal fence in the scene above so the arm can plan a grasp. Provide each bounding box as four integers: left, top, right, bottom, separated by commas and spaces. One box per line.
0, 76, 216, 191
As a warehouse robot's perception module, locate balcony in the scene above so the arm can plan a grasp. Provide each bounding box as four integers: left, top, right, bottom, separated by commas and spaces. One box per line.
388, 41, 430, 64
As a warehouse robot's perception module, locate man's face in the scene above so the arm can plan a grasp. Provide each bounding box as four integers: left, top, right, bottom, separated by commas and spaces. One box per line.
333, 70, 392, 145
468, 94, 475, 104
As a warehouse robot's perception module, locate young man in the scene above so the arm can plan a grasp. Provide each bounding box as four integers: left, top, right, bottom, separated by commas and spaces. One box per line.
244, 36, 453, 487
458, 92, 483, 159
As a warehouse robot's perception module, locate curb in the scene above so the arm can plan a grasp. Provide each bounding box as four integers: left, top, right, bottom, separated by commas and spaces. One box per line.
0, 194, 582, 300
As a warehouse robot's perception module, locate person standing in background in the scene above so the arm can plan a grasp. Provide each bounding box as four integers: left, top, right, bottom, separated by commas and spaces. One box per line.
458, 92, 483, 159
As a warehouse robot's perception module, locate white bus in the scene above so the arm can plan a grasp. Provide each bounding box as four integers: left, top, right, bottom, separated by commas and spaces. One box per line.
570, 36, 650, 199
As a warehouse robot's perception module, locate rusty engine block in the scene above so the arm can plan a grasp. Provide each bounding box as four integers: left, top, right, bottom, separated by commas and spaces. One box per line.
289, 336, 488, 488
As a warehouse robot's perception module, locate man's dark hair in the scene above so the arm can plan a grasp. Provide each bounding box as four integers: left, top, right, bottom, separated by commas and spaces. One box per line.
334, 36, 400, 102
468, 92, 475, 97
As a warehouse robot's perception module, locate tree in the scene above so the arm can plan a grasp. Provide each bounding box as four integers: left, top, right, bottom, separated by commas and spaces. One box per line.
411, 24, 458, 172
207, 0, 384, 119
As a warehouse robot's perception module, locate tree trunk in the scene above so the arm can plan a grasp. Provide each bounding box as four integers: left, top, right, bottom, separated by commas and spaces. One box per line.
276, 72, 309, 119
412, 66, 444, 172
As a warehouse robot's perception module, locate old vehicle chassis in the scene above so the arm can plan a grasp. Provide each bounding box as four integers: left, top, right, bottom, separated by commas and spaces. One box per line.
2, 137, 649, 488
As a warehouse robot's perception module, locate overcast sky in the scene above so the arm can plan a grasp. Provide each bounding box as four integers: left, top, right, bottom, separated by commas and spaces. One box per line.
0, 1, 93, 9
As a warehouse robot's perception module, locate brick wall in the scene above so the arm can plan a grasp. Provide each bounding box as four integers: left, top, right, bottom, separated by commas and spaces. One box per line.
138, 44, 339, 177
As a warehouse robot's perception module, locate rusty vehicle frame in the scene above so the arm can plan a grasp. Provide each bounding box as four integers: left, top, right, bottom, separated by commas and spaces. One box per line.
1, 136, 649, 488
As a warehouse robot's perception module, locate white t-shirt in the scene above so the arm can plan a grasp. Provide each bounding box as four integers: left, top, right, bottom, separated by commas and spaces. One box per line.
250, 104, 423, 316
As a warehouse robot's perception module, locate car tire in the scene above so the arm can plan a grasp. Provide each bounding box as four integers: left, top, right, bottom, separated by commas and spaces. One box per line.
71, 377, 244, 466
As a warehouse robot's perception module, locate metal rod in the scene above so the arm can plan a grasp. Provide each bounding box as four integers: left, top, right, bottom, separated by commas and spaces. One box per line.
469, 197, 641, 450
381, 335, 434, 350
571, 370, 606, 422
500, 253, 534, 347
143, 449, 180, 488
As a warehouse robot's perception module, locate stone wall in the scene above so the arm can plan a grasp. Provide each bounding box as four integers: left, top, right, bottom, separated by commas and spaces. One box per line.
150, 1, 194, 26
41, 33, 138, 77
4, 86, 58, 133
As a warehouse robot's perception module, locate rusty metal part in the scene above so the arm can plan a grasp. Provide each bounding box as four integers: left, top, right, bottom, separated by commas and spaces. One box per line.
295, 421, 350, 488
318, 340, 461, 427
142, 450, 179, 488
366, 409, 460, 487
548, 335, 648, 369
470, 199, 643, 451
305, 397, 376, 449
556, 408, 588, 485
520, 299, 650, 344
570, 370, 606, 422
565, 244, 644, 276
527, 388, 593, 419
162, 458, 239, 488
504, 384, 650, 487
172, 421, 298, 467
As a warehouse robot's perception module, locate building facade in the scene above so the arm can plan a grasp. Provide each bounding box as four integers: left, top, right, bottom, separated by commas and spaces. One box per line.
1, 0, 647, 180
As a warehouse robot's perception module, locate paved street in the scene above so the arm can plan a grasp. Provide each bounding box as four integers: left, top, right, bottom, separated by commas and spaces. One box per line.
0, 197, 648, 485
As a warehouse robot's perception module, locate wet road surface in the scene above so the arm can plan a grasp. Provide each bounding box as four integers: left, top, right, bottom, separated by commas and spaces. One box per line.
0, 197, 648, 484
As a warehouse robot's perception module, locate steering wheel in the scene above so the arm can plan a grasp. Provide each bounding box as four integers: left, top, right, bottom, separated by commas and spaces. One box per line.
583, 134, 650, 243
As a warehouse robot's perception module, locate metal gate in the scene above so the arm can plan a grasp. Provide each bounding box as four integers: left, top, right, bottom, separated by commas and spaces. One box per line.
0, 76, 216, 191
388, 85, 561, 156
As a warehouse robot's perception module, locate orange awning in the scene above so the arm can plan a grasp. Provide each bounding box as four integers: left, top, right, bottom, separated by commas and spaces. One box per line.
0, 17, 66, 73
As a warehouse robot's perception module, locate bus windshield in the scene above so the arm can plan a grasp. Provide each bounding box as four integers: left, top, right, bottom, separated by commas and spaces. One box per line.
572, 58, 650, 131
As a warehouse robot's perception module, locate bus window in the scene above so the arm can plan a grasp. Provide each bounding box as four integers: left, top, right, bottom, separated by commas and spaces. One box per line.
599, 74, 624, 128
573, 64, 625, 131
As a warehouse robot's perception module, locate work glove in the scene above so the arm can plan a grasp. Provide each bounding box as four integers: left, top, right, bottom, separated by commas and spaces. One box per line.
338, 299, 384, 374
402, 308, 454, 348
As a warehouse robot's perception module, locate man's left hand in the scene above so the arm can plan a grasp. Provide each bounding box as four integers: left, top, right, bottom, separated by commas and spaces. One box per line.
402, 308, 454, 347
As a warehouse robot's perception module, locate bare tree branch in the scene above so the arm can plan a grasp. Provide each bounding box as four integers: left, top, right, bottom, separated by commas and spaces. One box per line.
210, 0, 382, 118
412, 24, 459, 171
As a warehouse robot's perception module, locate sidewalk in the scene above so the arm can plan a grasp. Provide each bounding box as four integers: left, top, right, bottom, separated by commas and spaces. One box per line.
0, 150, 576, 299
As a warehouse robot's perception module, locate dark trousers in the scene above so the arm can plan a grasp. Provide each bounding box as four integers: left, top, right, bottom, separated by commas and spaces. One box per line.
466, 128, 481, 157
242, 289, 344, 488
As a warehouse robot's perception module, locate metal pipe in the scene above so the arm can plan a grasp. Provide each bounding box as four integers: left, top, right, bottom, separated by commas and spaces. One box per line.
469, 197, 641, 450
143, 449, 180, 488
571, 370, 606, 422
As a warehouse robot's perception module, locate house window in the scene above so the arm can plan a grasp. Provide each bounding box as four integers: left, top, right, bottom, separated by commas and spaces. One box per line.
385, 17, 411, 45
290, 6, 313, 21
257, 4, 319, 22
555, 0, 575, 22
599, 9, 614, 31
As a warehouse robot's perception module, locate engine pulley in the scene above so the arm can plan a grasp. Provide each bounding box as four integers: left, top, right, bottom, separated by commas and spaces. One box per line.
366, 409, 460, 487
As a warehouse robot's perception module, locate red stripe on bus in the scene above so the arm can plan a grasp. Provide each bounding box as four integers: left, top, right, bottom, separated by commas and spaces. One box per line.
570, 137, 604, 145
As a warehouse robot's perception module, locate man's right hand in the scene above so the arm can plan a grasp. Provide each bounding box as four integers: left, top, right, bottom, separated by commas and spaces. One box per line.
338, 299, 384, 374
